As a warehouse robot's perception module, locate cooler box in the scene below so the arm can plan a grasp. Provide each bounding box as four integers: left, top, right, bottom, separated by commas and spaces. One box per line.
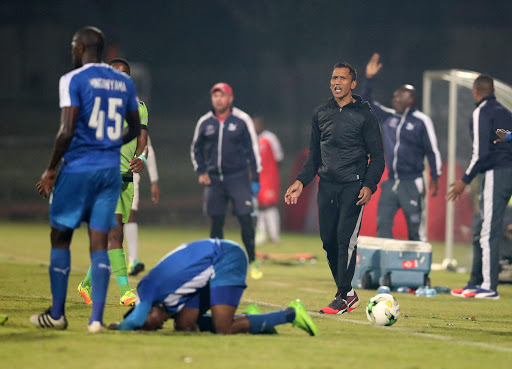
378, 239, 432, 289
354, 236, 384, 289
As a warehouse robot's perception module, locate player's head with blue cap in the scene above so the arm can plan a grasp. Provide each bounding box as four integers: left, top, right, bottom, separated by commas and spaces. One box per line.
71, 26, 104, 69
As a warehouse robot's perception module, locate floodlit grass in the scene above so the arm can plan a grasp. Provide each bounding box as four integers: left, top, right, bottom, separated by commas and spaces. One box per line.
0, 222, 511, 368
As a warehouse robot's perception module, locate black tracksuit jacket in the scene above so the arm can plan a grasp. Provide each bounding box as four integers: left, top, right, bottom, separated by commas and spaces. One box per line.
297, 95, 385, 193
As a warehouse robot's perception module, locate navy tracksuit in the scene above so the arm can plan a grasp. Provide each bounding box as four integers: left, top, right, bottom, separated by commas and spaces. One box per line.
463, 96, 512, 291
362, 78, 442, 241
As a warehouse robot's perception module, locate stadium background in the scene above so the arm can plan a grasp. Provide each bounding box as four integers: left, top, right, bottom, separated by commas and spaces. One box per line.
2, 0, 512, 235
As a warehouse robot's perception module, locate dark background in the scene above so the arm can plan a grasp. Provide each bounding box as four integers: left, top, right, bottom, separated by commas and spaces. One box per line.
2, 0, 512, 225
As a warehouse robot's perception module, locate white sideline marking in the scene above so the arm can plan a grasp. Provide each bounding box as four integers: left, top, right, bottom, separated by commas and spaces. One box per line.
3, 254, 512, 353
243, 298, 512, 354
0, 253, 139, 283
262, 280, 327, 294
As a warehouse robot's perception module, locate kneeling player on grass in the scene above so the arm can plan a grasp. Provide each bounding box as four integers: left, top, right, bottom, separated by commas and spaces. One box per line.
108, 239, 317, 336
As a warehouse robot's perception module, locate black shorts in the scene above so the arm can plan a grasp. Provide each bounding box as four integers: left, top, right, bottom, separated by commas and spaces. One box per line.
204, 172, 253, 216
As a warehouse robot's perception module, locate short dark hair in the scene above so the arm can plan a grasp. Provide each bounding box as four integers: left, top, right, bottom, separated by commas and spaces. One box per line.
333, 61, 357, 81
75, 26, 104, 56
109, 58, 130, 69
474, 74, 494, 96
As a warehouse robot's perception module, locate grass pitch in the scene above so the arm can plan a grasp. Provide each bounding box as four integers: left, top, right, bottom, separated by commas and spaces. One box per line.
1, 222, 511, 368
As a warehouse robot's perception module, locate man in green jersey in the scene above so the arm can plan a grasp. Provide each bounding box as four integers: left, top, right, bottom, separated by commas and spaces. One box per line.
78, 58, 148, 306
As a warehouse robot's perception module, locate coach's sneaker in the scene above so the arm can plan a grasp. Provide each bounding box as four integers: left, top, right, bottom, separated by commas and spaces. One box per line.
88, 321, 103, 334
120, 290, 137, 306
128, 260, 145, 276
250, 261, 263, 280
30, 308, 68, 330
473, 288, 500, 299
288, 299, 317, 337
319, 289, 360, 315
243, 304, 278, 334
450, 284, 478, 298
78, 281, 93, 304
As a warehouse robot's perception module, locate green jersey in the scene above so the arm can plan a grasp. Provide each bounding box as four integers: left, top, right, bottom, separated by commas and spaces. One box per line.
120, 101, 148, 177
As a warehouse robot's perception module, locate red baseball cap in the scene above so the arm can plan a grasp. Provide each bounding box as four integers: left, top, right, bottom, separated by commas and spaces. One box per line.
210, 82, 233, 96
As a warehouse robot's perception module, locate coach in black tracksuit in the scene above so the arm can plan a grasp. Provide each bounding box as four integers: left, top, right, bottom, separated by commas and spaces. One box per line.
285, 62, 385, 314
448, 74, 512, 299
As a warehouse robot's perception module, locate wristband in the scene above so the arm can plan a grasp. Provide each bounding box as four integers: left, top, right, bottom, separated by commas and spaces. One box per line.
138, 154, 147, 165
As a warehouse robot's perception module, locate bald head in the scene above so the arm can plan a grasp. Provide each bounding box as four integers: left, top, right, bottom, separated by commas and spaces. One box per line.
71, 26, 104, 68
253, 117, 264, 135
473, 74, 494, 101
392, 84, 416, 114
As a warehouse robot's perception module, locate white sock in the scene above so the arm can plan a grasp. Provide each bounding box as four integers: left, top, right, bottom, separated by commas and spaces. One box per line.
256, 211, 267, 246
265, 206, 280, 243
347, 289, 355, 297
124, 222, 139, 264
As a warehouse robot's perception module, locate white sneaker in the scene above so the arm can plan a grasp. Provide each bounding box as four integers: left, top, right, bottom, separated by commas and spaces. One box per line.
473, 288, 500, 299
30, 308, 68, 330
88, 321, 103, 334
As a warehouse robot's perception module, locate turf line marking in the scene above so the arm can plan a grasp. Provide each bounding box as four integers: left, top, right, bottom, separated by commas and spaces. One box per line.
0, 254, 139, 283
243, 298, 512, 354
261, 280, 327, 294
4, 254, 512, 353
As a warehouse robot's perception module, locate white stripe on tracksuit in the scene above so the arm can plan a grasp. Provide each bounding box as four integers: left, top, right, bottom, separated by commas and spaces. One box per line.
348, 206, 365, 267
480, 170, 494, 290
465, 101, 488, 177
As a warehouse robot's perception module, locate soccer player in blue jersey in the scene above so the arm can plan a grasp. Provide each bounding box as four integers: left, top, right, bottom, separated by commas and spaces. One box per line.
31, 26, 141, 333
109, 239, 317, 336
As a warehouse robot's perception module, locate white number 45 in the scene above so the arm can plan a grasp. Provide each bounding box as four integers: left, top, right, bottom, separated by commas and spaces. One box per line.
88, 97, 123, 140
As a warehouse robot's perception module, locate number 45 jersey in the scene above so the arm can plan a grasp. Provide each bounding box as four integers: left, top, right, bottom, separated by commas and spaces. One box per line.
58, 63, 139, 173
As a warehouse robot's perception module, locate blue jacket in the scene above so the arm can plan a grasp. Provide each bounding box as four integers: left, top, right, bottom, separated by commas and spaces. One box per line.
191, 107, 261, 181
462, 96, 512, 184
362, 78, 442, 181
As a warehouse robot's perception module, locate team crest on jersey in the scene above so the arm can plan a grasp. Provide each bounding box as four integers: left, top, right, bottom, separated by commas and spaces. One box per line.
389, 118, 399, 128
205, 125, 215, 136
406, 122, 415, 130
228, 122, 237, 131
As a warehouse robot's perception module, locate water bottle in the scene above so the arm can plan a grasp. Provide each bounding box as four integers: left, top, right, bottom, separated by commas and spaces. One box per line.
415, 287, 425, 296
425, 288, 437, 297
433, 286, 451, 294
397, 286, 409, 293
377, 286, 391, 294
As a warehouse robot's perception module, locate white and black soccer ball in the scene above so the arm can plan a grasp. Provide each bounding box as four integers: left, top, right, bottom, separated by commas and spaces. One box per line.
366, 293, 400, 326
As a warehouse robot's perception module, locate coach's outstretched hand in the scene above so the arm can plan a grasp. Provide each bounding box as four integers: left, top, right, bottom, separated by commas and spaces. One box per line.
285, 180, 304, 205
356, 186, 372, 205
36, 168, 57, 199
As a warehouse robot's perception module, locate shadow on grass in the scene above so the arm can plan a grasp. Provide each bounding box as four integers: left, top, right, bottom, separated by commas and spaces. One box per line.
0, 331, 58, 342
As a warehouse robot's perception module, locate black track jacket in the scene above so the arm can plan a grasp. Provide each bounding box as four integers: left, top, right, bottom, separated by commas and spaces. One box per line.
296, 95, 385, 193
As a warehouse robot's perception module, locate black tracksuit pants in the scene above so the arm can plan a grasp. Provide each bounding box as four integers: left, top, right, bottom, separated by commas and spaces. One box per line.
317, 180, 365, 299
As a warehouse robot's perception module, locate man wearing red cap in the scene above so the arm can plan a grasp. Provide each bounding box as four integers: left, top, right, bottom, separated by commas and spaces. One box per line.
191, 83, 263, 279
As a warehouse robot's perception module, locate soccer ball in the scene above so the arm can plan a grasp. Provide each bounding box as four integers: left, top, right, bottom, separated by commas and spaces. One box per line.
366, 293, 400, 326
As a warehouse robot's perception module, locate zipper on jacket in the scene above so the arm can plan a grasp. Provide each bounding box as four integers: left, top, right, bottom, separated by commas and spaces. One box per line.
392, 108, 410, 180
217, 121, 224, 181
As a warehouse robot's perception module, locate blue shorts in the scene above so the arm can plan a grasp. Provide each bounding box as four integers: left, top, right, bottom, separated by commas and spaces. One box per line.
184, 240, 247, 309
50, 167, 121, 233
211, 240, 248, 288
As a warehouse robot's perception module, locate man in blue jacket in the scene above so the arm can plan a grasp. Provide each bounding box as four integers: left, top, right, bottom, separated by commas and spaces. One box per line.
362, 53, 442, 241
449, 74, 512, 299
191, 83, 263, 279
